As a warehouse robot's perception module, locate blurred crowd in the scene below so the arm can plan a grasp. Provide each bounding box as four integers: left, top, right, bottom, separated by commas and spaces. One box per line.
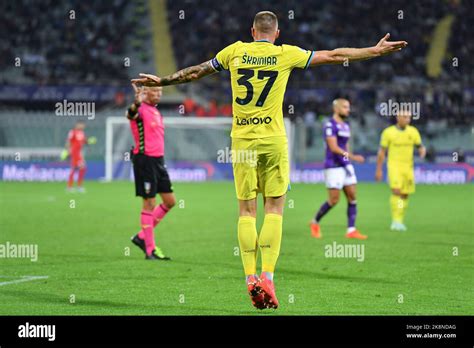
167, 0, 472, 126
0, 0, 471, 126
0, 0, 135, 85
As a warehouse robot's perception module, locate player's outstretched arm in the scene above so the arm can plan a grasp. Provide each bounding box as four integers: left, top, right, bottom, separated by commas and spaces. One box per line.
132, 60, 217, 87
309, 33, 407, 66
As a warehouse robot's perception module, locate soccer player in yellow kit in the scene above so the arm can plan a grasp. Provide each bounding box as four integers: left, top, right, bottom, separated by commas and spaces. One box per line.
376, 112, 426, 231
133, 11, 407, 310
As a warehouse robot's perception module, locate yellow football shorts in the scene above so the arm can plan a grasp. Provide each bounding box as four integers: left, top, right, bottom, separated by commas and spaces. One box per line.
388, 165, 415, 194
231, 136, 289, 200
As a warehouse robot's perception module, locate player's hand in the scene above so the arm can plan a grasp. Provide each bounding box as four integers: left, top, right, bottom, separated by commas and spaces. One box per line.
419, 146, 426, 159
351, 154, 365, 163
373, 33, 407, 56
131, 73, 162, 87
87, 136, 97, 145
375, 169, 383, 182
131, 83, 144, 104
60, 149, 69, 161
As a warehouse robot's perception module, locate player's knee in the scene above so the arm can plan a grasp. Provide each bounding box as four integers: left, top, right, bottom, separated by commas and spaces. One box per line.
143, 199, 156, 212
241, 207, 256, 217
328, 196, 339, 206
238, 198, 257, 217
160, 193, 176, 209
239, 204, 256, 217
264, 196, 285, 215
163, 197, 176, 209
265, 205, 283, 215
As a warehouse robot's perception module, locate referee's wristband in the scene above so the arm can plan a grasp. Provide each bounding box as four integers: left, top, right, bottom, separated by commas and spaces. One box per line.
128, 103, 139, 114
127, 108, 139, 120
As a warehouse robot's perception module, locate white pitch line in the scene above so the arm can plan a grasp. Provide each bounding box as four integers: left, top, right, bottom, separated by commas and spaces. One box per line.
0, 276, 49, 287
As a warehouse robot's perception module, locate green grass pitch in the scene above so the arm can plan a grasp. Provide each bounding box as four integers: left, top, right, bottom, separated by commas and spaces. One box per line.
0, 181, 472, 315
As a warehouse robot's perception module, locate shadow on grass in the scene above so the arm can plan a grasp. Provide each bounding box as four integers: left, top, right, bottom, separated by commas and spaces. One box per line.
0, 289, 276, 316
277, 267, 399, 285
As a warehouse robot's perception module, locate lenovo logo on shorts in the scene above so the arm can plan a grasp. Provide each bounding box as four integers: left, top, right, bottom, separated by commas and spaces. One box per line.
235, 116, 272, 126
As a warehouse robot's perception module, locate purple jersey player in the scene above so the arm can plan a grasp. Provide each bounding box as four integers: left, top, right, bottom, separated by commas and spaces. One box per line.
310, 98, 367, 240
324, 118, 351, 169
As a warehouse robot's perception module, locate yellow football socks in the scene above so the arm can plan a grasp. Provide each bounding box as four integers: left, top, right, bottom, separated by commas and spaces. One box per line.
390, 194, 407, 223
259, 214, 283, 274
237, 216, 258, 276
401, 197, 409, 220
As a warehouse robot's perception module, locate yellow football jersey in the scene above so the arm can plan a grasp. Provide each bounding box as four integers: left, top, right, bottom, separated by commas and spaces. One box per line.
380, 125, 422, 167
211, 40, 313, 139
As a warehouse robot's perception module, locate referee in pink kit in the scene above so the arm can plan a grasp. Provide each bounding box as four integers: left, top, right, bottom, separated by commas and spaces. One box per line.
126, 84, 176, 260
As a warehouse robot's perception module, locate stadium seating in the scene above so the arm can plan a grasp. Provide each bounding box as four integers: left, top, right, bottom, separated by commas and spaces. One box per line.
166, 0, 472, 126
0, 0, 151, 85
0, 0, 471, 163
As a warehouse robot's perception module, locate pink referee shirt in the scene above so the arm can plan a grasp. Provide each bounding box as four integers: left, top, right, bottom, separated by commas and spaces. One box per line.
130, 102, 165, 157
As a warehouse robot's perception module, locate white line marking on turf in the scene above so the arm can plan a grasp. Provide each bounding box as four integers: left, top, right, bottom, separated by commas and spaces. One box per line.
0, 276, 49, 287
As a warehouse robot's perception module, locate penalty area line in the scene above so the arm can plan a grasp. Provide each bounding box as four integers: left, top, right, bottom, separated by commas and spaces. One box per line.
0, 275, 49, 287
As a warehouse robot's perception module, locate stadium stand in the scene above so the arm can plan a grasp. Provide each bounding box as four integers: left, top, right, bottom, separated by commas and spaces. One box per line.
0, 0, 472, 163
166, 0, 472, 126
0, 0, 151, 85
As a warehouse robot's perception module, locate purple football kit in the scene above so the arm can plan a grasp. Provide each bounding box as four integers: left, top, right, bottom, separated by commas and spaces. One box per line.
323, 118, 357, 189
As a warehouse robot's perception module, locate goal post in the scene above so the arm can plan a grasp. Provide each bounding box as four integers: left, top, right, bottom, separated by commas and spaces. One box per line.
105, 116, 294, 182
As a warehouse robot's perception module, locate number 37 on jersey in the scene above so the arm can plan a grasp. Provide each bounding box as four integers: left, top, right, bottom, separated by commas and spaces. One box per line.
211, 40, 313, 138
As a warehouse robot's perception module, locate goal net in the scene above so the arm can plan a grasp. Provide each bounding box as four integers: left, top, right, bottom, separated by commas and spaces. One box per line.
105, 116, 294, 182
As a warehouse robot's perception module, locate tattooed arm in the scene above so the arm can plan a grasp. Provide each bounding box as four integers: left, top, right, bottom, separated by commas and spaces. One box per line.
131, 60, 217, 87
